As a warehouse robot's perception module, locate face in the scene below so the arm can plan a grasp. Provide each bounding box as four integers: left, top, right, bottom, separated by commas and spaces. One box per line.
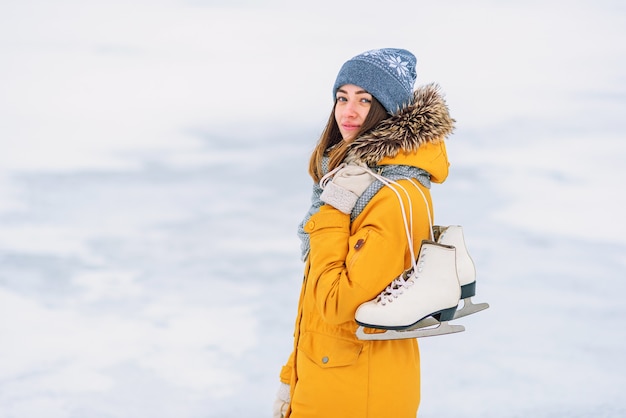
334, 84, 372, 142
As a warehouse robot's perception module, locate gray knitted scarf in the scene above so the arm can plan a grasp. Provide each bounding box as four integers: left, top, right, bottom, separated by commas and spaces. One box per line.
297, 157, 431, 261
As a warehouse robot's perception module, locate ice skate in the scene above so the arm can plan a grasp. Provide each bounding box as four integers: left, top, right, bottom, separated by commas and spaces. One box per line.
355, 241, 464, 340
433, 225, 489, 319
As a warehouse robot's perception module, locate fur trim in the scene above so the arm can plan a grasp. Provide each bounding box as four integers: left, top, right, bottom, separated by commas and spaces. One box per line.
345, 83, 455, 166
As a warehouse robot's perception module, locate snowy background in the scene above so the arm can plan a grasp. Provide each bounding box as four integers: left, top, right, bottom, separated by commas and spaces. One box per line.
1, 1, 625, 417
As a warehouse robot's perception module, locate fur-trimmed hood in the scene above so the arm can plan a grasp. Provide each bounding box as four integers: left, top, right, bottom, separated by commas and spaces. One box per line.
345, 83, 455, 175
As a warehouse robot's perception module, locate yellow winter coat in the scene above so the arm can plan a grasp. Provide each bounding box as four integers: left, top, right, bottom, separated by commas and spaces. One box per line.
280, 84, 455, 418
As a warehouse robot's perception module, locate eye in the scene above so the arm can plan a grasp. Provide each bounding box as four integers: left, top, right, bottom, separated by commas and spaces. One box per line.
360, 97, 372, 104
336, 96, 347, 102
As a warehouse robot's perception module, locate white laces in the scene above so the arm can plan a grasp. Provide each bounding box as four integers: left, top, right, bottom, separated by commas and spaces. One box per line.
319, 163, 347, 189
355, 170, 434, 307
377, 274, 414, 305
376, 241, 430, 305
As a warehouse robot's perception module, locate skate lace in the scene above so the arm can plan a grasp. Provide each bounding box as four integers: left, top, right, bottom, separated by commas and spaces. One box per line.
317, 164, 435, 307
359, 170, 434, 268
319, 162, 348, 189
377, 274, 414, 305
354, 170, 433, 307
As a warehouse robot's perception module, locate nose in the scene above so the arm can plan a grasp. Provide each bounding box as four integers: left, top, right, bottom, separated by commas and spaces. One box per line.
343, 100, 357, 117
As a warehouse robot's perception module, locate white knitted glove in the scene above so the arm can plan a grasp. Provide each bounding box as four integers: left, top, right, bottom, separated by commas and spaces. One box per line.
320, 164, 375, 214
273, 382, 290, 418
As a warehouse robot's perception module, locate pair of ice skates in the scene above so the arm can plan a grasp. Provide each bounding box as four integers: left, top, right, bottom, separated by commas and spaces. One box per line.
355, 225, 489, 341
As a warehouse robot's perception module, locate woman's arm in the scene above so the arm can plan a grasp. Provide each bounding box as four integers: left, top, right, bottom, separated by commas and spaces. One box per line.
304, 188, 413, 325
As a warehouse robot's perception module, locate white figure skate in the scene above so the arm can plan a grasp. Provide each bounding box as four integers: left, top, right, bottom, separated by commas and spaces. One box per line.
355, 241, 465, 340
407, 225, 490, 330
434, 225, 489, 319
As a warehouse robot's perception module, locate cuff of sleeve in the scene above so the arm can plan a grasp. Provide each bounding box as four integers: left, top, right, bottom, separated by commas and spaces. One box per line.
279, 363, 292, 383
303, 205, 350, 233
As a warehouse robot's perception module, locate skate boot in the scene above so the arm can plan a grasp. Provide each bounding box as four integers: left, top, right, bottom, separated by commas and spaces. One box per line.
355, 241, 464, 340
433, 225, 489, 319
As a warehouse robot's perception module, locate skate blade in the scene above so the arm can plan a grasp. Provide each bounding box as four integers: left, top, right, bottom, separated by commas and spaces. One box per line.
407, 298, 489, 328
356, 321, 465, 341
405, 316, 439, 329
453, 297, 489, 320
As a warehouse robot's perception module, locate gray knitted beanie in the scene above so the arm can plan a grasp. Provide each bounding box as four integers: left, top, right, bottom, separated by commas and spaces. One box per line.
333, 48, 417, 115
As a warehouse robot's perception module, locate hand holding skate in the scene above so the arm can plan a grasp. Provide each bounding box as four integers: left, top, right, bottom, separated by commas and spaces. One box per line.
320, 163, 375, 214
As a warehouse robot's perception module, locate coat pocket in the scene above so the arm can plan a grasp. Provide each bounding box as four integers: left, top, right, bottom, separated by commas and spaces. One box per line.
299, 331, 363, 368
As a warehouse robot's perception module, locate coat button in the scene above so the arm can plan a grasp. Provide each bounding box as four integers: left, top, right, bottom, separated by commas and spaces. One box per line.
322, 356, 329, 364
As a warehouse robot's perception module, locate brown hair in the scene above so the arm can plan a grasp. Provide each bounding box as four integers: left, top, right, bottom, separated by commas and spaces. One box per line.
308, 96, 388, 182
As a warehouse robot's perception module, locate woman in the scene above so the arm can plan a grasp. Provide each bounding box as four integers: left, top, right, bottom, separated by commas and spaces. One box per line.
274, 48, 455, 418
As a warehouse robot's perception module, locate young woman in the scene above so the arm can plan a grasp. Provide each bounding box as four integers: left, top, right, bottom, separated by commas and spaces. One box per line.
274, 48, 456, 418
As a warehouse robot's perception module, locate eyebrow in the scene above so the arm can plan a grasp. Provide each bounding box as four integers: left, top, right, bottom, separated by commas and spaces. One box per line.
336, 88, 371, 95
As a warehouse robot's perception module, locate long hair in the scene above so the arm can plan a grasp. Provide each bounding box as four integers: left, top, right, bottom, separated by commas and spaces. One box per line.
308, 97, 388, 182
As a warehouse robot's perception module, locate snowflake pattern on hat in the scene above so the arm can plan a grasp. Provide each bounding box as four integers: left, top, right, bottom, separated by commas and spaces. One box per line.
360, 48, 416, 93
388, 55, 411, 77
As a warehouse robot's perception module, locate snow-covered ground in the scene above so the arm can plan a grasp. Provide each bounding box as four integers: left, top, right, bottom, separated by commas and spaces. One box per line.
1, 1, 625, 417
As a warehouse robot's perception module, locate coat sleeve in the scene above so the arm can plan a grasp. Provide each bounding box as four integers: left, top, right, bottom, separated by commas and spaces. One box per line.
304, 189, 413, 325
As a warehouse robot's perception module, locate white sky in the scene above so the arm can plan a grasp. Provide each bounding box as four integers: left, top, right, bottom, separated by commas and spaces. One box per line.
1, 0, 624, 167
1, 0, 624, 244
